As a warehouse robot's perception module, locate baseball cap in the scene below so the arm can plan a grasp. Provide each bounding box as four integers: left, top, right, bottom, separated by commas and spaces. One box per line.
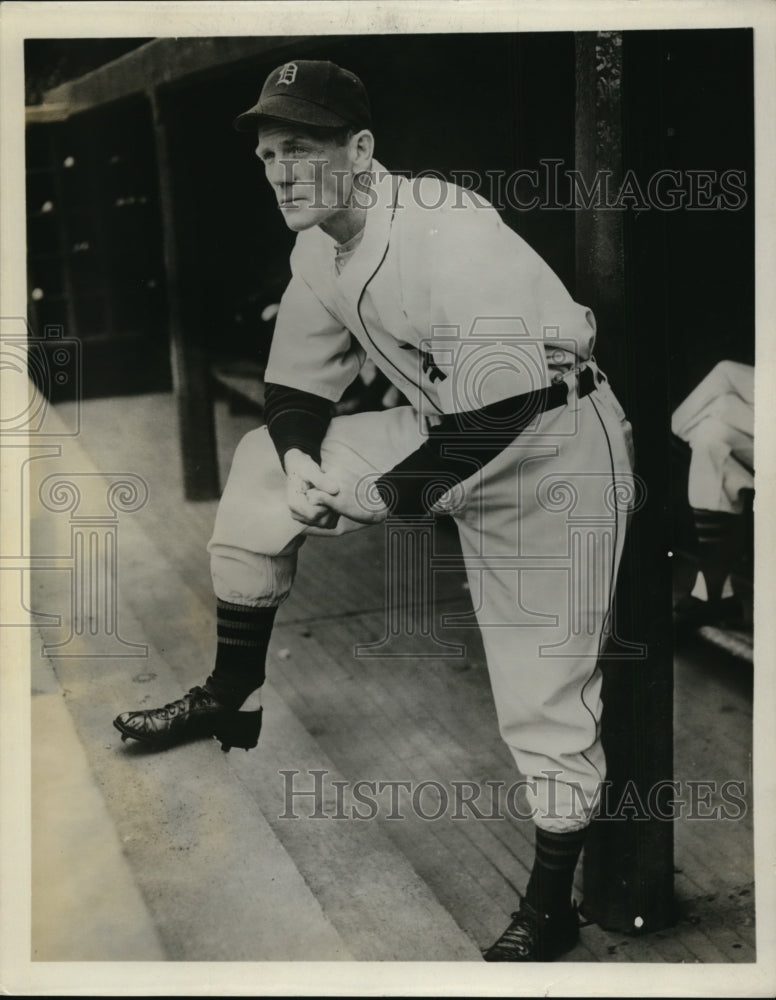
233, 59, 371, 132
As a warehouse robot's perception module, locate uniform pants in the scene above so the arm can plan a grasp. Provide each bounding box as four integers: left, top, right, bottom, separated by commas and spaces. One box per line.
209, 372, 635, 832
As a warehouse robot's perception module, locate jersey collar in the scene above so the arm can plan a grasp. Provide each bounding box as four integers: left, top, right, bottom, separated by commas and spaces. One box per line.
289, 161, 403, 322
331, 159, 403, 304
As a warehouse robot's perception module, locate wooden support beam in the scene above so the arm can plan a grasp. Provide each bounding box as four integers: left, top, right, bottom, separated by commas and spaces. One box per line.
575, 31, 676, 935
42, 37, 338, 117
150, 90, 220, 502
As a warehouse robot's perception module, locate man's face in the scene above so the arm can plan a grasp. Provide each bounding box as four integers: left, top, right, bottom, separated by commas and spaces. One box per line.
256, 124, 355, 233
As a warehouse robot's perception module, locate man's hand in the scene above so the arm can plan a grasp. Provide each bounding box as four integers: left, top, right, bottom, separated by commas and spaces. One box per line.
284, 449, 341, 529
306, 468, 389, 526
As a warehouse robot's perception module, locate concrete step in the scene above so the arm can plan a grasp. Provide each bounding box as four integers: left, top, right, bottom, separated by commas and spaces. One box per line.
30, 609, 351, 961
27, 403, 481, 961
31, 651, 166, 961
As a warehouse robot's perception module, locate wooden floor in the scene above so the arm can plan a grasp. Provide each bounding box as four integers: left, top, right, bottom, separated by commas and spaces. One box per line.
31, 390, 756, 966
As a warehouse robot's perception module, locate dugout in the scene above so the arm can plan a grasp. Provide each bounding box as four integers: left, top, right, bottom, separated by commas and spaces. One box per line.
25, 30, 753, 490
24, 28, 755, 934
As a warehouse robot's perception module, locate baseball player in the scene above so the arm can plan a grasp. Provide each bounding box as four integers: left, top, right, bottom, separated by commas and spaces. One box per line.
114, 60, 635, 962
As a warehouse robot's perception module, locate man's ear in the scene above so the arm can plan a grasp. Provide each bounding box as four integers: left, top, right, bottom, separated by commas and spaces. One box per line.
350, 129, 375, 170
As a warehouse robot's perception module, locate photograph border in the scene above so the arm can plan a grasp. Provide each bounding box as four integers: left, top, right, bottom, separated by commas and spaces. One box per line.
2, 1, 775, 996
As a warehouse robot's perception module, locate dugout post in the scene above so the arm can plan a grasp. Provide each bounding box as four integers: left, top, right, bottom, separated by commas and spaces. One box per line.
150, 88, 221, 502
574, 31, 676, 934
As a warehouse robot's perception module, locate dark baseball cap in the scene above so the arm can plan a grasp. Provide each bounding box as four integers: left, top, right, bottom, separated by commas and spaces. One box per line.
233, 59, 371, 133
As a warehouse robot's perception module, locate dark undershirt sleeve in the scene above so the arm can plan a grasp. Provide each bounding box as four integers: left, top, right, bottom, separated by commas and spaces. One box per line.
374, 381, 572, 518
263, 382, 335, 469
264, 374, 581, 515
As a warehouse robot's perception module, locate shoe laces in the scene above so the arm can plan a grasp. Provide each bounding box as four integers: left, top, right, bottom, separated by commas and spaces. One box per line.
154, 686, 214, 720
492, 904, 543, 957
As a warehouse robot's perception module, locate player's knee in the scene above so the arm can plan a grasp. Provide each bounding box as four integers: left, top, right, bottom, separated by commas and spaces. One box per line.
211, 427, 292, 555
224, 425, 286, 498
233, 425, 280, 474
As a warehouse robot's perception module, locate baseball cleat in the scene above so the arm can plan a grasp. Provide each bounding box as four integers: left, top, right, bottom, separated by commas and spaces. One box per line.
113, 685, 262, 753
482, 900, 579, 962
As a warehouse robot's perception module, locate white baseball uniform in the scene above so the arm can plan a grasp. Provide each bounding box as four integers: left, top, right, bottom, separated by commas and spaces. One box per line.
208, 163, 635, 831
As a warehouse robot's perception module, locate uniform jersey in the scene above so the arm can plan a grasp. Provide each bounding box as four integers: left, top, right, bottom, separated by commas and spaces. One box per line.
265, 161, 597, 418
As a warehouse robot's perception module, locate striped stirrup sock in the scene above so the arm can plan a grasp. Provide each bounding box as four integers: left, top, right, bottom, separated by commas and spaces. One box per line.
691, 508, 739, 602
205, 600, 278, 709
524, 826, 588, 917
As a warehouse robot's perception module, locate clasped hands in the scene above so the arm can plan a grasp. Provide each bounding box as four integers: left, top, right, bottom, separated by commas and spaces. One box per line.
284, 448, 389, 528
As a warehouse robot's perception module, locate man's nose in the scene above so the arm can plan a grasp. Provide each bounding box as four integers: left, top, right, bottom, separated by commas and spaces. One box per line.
266, 159, 297, 188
